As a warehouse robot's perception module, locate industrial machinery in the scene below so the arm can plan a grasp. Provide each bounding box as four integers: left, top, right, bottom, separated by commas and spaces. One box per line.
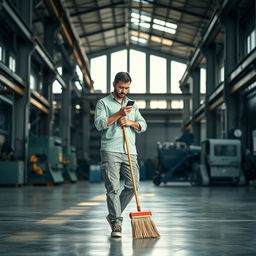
62, 146, 78, 182
0, 137, 24, 185
153, 141, 201, 185
0, 161, 24, 185
28, 136, 64, 184
190, 139, 245, 185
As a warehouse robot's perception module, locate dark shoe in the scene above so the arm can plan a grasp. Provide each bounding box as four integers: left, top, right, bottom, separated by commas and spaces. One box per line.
111, 224, 122, 237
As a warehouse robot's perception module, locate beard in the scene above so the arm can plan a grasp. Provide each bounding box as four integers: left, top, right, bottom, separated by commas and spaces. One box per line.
113, 89, 126, 99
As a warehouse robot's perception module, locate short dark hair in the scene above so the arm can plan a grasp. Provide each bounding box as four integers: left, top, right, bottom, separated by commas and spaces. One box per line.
114, 72, 132, 83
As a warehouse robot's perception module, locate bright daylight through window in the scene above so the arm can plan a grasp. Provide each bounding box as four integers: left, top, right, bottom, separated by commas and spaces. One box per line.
150, 55, 166, 93
129, 50, 146, 93
91, 55, 107, 93
130, 10, 177, 45
111, 50, 127, 85
171, 61, 186, 93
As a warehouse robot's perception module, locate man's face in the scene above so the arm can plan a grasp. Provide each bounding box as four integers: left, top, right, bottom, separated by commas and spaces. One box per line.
113, 81, 131, 99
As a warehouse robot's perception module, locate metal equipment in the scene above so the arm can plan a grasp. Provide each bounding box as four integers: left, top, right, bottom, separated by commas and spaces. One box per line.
190, 139, 245, 185
0, 161, 24, 185
153, 141, 201, 185
89, 163, 102, 182
62, 146, 78, 182
28, 136, 64, 184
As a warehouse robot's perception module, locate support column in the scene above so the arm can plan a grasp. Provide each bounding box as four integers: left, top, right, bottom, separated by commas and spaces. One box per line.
146, 52, 150, 108
222, 14, 239, 138
204, 43, 217, 139
60, 65, 74, 148
40, 18, 59, 136
41, 71, 55, 136
127, 47, 130, 73
107, 53, 111, 92
17, 0, 32, 28
81, 101, 90, 160
181, 84, 190, 122
192, 68, 201, 145
13, 43, 33, 183
13, 0, 33, 184
167, 58, 171, 108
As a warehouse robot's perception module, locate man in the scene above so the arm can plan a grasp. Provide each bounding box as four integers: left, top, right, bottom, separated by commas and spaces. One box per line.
94, 72, 147, 237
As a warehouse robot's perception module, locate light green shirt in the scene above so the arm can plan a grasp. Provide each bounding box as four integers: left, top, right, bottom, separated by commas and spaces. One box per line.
94, 94, 147, 154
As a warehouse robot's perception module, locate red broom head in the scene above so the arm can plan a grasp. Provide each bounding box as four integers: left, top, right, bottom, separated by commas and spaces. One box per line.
130, 211, 152, 219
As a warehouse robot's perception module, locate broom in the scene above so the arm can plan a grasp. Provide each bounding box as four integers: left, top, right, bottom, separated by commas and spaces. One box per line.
123, 126, 160, 239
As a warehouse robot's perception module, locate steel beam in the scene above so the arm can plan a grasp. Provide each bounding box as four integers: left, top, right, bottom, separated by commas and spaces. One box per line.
143, 0, 210, 19
222, 14, 239, 138
70, 1, 125, 17
192, 68, 201, 144
43, 0, 93, 87
1, 0, 33, 41
80, 24, 125, 38
180, 10, 219, 88
75, 93, 192, 102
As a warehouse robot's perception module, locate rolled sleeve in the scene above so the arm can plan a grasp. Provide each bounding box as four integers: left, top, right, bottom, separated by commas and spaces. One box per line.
134, 106, 147, 134
94, 100, 108, 131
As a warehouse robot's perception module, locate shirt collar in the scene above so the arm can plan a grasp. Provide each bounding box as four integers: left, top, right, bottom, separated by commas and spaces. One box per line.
110, 92, 130, 106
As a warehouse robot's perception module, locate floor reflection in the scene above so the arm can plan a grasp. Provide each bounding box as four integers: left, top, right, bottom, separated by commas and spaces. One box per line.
108, 237, 123, 256
132, 238, 159, 256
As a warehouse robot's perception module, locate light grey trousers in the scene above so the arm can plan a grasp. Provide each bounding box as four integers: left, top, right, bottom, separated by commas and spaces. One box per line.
100, 151, 140, 225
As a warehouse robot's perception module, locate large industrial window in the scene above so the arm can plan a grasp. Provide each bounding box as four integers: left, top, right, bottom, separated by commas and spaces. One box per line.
200, 68, 206, 94
150, 55, 166, 93
136, 100, 146, 109
0, 45, 4, 62
171, 61, 186, 93
129, 49, 146, 93
171, 100, 184, 109
111, 50, 127, 85
220, 66, 224, 83
9, 55, 16, 72
150, 100, 167, 109
76, 65, 83, 82
52, 80, 62, 94
247, 29, 256, 54
90, 55, 107, 93
52, 67, 63, 94
30, 74, 36, 90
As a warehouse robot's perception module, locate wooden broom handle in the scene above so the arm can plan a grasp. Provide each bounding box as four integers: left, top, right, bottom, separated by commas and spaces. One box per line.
123, 127, 141, 212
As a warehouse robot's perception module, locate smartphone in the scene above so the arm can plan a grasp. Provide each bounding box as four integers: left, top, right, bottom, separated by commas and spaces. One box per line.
126, 100, 135, 107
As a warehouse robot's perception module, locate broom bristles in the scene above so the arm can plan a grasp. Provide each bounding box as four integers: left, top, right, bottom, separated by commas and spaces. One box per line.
131, 216, 160, 239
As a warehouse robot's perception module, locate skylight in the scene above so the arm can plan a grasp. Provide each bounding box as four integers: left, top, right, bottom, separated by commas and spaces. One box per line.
131, 36, 147, 44
131, 12, 152, 29
132, 0, 153, 4
131, 11, 177, 36
130, 30, 172, 46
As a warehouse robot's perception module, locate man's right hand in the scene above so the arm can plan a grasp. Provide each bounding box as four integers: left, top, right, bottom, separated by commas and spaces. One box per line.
107, 106, 133, 127
119, 106, 132, 117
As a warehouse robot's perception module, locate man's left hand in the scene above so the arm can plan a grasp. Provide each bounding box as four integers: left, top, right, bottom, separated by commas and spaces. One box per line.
118, 118, 131, 127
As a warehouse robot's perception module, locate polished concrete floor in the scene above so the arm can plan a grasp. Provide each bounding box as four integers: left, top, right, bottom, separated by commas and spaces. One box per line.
0, 181, 256, 256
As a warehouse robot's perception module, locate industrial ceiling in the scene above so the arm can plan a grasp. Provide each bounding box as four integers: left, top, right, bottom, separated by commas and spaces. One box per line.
34, 0, 218, 62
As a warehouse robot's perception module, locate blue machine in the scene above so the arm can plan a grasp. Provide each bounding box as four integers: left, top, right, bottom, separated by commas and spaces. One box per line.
89, 163, 102, 182
28, 136, 64, 184
62, 146, 78, 182
190, 139, 245, 185
153, 141, 201, 185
